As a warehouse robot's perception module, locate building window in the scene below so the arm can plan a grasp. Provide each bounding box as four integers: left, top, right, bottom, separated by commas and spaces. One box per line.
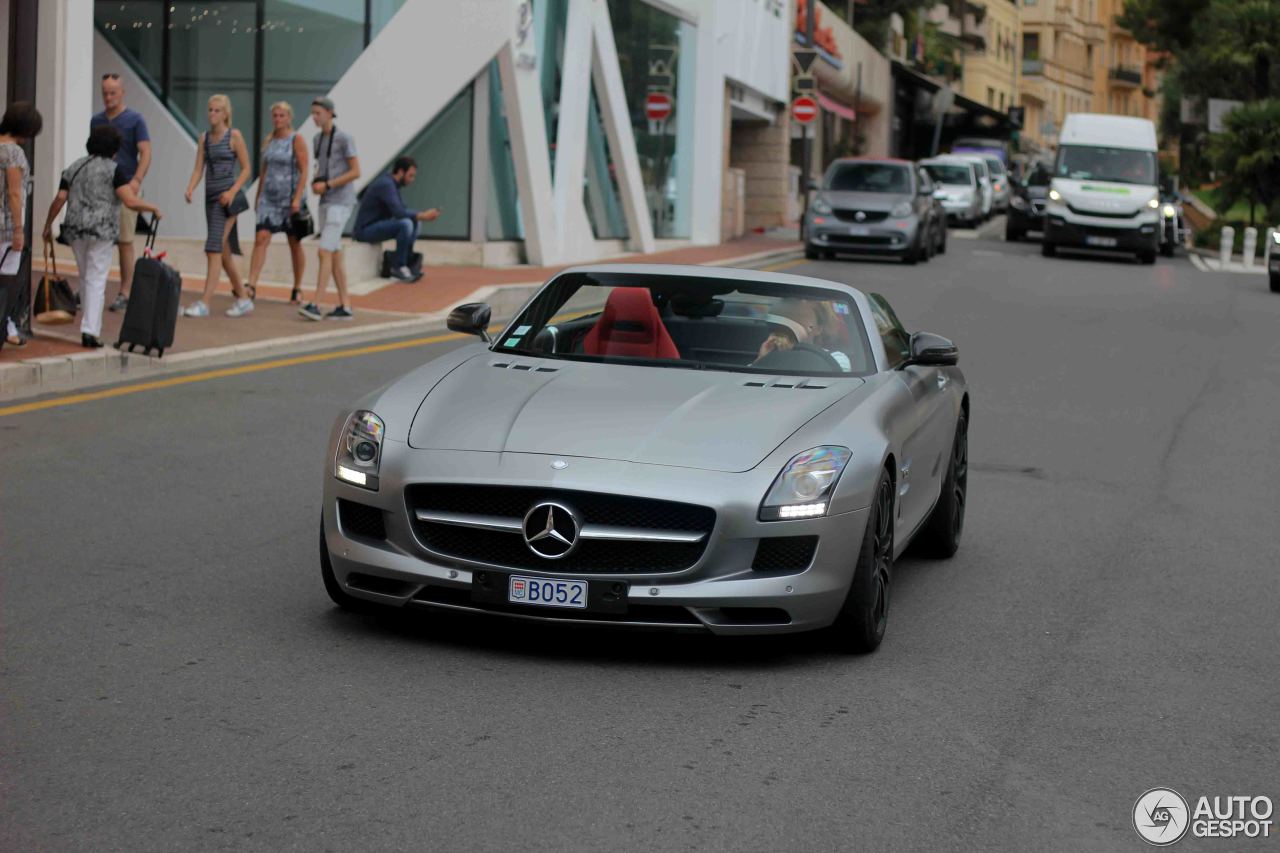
261, 0, 366, 147
987, 87, 995, 106
168, 2, 258, 137
1023, 33, 1040, 61
999, 91, 1005, 110
485, 60, 523, 241
369, 0, 407, 41
388, 86, 473, 240
94, 1, 164, 87
607, 0, 695, 239
583, 88, 629, 240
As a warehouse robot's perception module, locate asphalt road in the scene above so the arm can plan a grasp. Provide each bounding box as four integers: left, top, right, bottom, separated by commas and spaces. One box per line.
3, 231, 1278, 852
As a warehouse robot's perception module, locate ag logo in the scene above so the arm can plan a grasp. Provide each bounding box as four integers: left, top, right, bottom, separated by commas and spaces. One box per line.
1133, 788, 1190, 845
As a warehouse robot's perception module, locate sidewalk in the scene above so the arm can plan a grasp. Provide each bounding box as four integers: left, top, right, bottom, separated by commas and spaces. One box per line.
2, 233, 799, 399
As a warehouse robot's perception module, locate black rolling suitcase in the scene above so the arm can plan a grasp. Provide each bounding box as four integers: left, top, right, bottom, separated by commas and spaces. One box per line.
116, 222, 181, 357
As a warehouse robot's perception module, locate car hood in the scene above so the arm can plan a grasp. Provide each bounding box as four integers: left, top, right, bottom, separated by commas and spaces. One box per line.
821, 190, 911, 211
407, 355, 863, 472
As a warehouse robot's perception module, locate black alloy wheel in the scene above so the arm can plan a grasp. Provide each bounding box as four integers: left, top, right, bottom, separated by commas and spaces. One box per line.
831, 469, 894, 653
320, 518, 365, 611
915, 410, 968, 558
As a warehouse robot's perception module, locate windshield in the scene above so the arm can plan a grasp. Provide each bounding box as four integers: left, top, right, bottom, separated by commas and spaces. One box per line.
925, 164, 974, 186
1055, 145, 1157, 185
984, 157, 1006, 176
827, 163, 911, 194
499, 272, 876, 377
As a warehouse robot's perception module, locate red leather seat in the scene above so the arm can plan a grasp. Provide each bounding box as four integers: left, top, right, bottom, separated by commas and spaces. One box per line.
582, 287, 681, 359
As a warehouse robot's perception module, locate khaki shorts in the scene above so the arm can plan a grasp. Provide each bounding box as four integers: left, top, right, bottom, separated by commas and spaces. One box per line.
117, 202, 138, 244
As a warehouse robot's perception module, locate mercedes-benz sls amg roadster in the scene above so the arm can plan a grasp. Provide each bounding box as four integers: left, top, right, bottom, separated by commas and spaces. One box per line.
321, 264, 968, 652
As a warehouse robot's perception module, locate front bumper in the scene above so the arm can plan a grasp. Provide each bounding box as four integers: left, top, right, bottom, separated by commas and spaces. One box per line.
806, 215, 920, 255
940, 199, 980, 221
322, 449, 870, 635
1045, 213, 1159, 253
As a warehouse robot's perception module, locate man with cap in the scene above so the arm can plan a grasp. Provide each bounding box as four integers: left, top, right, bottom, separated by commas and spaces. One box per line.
299, 96, 360, 321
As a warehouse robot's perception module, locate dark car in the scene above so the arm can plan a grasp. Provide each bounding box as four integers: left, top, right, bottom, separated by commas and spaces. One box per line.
1005, 163, 1051, 242
805, 158, 946, 264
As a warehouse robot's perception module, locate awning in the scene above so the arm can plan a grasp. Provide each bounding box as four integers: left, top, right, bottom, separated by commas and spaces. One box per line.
819, 92, 856, 121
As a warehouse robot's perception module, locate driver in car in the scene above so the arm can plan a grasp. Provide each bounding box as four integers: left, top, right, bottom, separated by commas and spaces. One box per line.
755, 298, 853, 371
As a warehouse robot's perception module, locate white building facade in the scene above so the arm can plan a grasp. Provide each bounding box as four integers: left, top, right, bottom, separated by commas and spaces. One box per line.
19, 0, 793, 266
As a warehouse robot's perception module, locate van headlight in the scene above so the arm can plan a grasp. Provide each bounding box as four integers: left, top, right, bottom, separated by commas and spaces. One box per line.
335, 410, 385, 490
1048, 189, 1062, 202
759, 446, 852, 521
1147, 198, 1160, 210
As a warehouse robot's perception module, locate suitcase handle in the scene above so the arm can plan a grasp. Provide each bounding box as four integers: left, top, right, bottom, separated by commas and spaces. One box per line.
144, 216, 159, 253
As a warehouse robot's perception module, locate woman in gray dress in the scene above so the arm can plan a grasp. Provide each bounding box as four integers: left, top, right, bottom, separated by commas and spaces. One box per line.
183, 94, 253, 318
247, 102, 309, 302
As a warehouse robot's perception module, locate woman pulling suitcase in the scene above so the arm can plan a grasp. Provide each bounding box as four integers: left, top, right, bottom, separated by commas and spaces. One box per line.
41, 125, 162, 348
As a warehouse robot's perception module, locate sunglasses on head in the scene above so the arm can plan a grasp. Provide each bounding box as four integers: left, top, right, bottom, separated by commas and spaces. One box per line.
102, 73, 121, 80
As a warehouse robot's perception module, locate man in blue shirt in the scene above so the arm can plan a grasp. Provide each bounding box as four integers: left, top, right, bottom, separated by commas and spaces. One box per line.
353, 156, 439, 282
90, 73, 151, 312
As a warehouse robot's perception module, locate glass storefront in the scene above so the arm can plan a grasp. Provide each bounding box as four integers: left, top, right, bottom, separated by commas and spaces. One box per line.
606, 0, 695, 238
94, 0, 409, 171
391, 87, 473, 240
583, 89, 629, 240
486, 62, 524, 241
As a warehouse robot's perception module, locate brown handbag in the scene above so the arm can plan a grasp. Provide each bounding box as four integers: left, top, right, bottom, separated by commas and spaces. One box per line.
34, 240, 78, 325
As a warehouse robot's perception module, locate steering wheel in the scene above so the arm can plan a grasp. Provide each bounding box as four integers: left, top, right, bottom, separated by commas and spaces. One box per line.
753, 342, 843, 373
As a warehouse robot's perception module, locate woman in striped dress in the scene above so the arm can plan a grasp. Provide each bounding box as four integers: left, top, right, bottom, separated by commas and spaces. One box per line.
182, 94, 253, 318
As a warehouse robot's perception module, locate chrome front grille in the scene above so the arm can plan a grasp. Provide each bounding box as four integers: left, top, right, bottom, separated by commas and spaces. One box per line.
405, 484, 716, 575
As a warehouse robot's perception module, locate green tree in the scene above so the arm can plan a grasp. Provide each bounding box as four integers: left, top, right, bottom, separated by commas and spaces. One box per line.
1209, 99, 1280, 226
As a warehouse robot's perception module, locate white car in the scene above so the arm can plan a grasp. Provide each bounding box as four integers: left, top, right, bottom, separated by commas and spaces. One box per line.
920, 157, 983, 227
983, 156, 1011, 213
952, 154, 993, 220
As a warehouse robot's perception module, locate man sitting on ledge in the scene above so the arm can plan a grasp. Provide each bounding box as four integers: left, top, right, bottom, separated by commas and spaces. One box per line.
353, 155, 439, 282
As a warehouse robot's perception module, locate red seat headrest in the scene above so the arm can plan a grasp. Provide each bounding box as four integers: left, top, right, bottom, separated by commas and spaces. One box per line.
582, 287, 681, 360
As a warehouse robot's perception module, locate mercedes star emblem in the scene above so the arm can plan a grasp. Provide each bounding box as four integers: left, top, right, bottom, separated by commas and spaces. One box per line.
854, 210, 866, 222
522, 502, 582, 559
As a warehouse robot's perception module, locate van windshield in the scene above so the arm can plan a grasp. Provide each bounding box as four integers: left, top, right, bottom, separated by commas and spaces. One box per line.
925, 164, 974, 185
1056, 145, 1156, 185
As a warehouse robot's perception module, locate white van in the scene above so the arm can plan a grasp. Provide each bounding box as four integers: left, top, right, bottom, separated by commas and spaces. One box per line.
1042, 114, 1161, 262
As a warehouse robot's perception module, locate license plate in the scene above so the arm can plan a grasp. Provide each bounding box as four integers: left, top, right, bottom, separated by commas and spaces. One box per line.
1086, 236, 1118, 247
508, 575, 587, 609
849, 226, 870, 237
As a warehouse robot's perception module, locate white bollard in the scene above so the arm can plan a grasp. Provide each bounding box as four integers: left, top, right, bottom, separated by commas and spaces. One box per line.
1242, 227, 1257, 268
1220, 226, 1235, 268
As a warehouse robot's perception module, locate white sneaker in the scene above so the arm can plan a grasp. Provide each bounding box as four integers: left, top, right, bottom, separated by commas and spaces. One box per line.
226, 297, 255, 318
183, 300, 209, 317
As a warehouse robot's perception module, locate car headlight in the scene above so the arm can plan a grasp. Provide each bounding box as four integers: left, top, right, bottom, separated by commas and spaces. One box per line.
1048, 189, 1062, 202
1147, 198, 1160, 210
334, 410, 385, 490
1010, 195, 1028, 210
759, 446, 852, 521
1272, 230, 1280, 246
811, 197, 833, 215
1162, 203, 1176, 218
891, 201, 913, 218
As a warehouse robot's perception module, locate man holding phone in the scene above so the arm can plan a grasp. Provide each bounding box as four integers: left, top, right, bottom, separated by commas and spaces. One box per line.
353, 156, 440, 283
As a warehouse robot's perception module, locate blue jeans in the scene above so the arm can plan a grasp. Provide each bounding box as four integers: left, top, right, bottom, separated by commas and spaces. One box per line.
354, 217, 418, 268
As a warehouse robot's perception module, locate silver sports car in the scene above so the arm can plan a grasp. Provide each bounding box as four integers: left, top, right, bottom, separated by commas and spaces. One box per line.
321, 264, 968, 652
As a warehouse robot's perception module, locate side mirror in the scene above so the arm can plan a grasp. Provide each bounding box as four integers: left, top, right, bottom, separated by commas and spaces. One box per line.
447, 302, 493, 343
807, 178, 820, 192
906, 331, 958, 367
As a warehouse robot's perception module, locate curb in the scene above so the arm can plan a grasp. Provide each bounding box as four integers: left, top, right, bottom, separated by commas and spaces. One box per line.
1, 245, 802, 402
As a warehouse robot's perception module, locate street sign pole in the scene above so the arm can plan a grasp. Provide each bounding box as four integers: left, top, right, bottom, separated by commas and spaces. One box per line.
801, 0, 816, 240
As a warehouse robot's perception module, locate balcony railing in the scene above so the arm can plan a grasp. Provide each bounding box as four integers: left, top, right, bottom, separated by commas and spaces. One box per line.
1109, 65, 1142, 86
1022, 58, 1045, 75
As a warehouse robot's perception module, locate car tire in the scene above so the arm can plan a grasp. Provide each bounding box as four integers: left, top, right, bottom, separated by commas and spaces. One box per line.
937, 226, 947, 255
320, 518, 365, 611
1041, 239, 1057, 257
1006, 226, 1023, 242
1270, 273, 1280, 293
902, 235, 921, 265
922, 227, 934, 262
1139, 250, 1156, 265
829, 468, 894, 653
804, 243, 819, 260
822, 250, 835, 260
914, 409, 968, 559
1160, 242, 1175, 258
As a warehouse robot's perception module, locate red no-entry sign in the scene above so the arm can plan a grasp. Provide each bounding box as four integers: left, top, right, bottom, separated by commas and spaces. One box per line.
645, 92, 673, 122
792, 96, 819, 124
